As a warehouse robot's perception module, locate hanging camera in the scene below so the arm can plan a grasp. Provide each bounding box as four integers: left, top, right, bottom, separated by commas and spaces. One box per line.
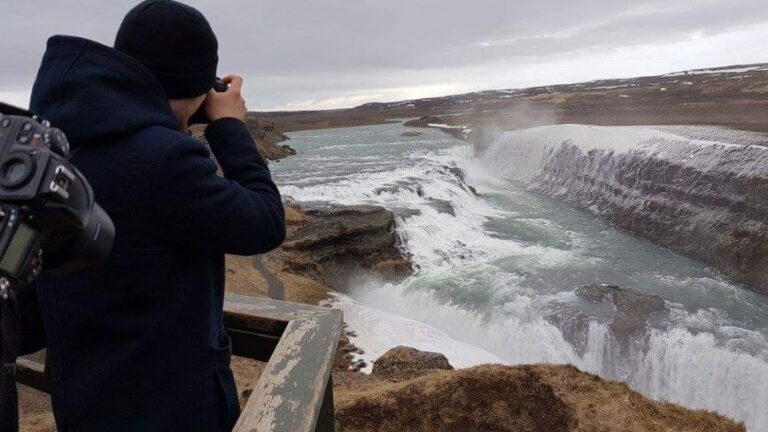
0, 103, 114, 289
0, 102, 114, 432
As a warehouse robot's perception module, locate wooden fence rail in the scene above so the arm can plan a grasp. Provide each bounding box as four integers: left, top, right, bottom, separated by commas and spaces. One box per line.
16, 293, 343, 432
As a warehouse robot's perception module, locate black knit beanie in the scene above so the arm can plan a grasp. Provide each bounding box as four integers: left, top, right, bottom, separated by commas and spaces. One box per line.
114, 0, 218, 99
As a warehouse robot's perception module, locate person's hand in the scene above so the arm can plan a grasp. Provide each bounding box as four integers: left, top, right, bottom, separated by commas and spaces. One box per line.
204, 75, 248, 122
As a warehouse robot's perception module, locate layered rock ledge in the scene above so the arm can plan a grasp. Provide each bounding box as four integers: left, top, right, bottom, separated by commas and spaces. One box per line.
226, 201, 411, 303
527, 139, 768, 293
457, 124, 768, 294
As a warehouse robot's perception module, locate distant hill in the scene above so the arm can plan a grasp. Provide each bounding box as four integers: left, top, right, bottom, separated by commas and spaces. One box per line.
255, 63, 768, 133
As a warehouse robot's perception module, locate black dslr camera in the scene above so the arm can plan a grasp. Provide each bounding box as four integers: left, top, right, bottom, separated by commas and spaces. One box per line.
0, 103, 114, 432
0, 103, 114, 290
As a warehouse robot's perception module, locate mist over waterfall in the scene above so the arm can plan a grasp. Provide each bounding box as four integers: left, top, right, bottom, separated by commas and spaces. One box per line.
272, 123, 768, 431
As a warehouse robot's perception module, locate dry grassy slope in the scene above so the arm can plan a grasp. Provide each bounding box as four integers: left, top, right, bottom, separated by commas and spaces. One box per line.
224, 204, 333, 305
20, 359, 745, 432
534, 364, 743, 432
334, 363, 745, 432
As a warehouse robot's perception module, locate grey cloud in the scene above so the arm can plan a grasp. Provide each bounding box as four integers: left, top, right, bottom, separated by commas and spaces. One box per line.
1, 0, 767, 109
406, 0, 768, 68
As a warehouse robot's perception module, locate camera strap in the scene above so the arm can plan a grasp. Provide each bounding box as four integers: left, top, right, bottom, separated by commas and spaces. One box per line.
0, 296, 22, 432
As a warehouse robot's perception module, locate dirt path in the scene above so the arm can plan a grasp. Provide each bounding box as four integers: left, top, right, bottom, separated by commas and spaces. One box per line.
252, 255, 284, 300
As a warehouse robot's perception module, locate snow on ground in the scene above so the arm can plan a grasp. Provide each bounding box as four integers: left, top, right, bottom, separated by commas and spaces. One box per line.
663, 66, 766, 77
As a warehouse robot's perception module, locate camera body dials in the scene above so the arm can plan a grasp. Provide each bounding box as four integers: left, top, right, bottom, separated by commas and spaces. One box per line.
0, 105, 114, 283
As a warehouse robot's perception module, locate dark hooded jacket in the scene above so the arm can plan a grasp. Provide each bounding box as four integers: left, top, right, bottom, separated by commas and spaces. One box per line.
29, 36, 286, 432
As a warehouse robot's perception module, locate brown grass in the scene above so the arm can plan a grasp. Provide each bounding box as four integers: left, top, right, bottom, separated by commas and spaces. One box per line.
335, 364, 572, 432
535, 364, 745, 432
334, 364, 746, 432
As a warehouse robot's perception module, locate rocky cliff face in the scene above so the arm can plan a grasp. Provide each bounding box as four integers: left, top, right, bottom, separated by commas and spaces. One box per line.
479, 125, 768, 293
225, 202, 411, 303
269, 202, 411, 290
190, 116, 296, 161
531, 141, 768, 292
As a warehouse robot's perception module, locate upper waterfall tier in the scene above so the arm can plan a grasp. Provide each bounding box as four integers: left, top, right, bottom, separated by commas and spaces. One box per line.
478, 124, 768, 293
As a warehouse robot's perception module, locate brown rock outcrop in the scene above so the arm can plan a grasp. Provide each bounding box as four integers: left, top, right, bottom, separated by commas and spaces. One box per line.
243, 116, 289, 146
575, 284, 667, 335
371, 346, 453, 381
224, 197, 412, 302
267, 202, 411, 291
190, 116, 296, 162
403, 116, 443, 128
401, 131, 422, 137
334, 325, 368, 373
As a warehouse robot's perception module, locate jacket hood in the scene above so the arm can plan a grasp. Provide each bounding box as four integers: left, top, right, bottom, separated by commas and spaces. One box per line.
30, 36, 179, 147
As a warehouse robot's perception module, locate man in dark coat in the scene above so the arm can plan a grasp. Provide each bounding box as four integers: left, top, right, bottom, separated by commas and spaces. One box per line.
28, 1, 286, 431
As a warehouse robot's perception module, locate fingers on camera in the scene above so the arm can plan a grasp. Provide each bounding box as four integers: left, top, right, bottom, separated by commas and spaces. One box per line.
222, 75, 244, 90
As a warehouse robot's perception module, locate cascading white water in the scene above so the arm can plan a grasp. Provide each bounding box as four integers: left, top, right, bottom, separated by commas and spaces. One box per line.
476, 124, 685, 182
273, 122, 768, 431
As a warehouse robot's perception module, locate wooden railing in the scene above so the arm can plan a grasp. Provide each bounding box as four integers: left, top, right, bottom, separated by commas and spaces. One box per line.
16, 293, 343, 432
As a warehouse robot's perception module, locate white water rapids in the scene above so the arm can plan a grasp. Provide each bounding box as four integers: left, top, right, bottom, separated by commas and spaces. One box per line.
271, 122, 768, 431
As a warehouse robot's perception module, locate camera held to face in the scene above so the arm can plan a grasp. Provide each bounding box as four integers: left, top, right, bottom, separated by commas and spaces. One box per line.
189, 78, 229, 125
0, 103, 114, 293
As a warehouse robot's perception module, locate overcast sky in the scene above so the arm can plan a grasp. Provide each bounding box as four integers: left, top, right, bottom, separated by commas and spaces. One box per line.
2, 0, 767, 111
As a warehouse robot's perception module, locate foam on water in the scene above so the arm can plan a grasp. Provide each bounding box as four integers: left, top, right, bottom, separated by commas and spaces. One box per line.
273, 123, 768, 431
328, 292, 503, 372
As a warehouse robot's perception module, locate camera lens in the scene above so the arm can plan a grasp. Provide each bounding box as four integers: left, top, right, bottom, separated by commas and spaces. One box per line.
0, 154, 33, 188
